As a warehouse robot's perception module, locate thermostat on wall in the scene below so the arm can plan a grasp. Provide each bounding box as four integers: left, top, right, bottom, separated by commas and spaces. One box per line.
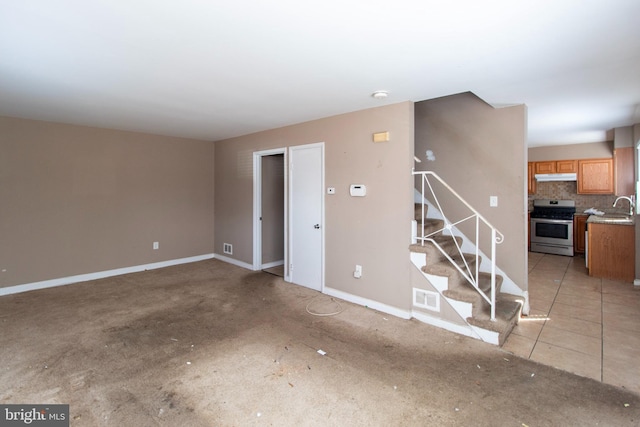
350, 184, 366, 197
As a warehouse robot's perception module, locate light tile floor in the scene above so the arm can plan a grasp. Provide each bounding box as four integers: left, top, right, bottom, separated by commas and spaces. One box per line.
503, 251, 640, 395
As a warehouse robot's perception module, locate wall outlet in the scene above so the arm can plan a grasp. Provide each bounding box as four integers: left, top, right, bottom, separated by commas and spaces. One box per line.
153, 242, 159, 250
354, 264, 362, 279
223, 243, 233, 255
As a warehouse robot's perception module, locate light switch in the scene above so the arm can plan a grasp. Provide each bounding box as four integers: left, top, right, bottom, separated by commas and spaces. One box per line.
490, 196, 498, 207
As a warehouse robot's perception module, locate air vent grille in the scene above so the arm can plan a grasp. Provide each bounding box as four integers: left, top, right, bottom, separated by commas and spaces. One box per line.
413, 288, 440, 312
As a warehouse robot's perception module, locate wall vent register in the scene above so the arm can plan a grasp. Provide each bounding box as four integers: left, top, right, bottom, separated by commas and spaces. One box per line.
413, 288, 440, 312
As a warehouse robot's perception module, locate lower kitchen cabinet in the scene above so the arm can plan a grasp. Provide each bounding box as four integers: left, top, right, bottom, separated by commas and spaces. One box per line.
574, 214, 588, 254
587, 222, 635, 282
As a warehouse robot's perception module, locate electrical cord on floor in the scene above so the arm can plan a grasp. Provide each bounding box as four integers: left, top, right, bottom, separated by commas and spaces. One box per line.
305, 296, 344, 317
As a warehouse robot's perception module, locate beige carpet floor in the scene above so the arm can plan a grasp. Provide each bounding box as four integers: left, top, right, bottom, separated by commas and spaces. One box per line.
1, 259, 639, 426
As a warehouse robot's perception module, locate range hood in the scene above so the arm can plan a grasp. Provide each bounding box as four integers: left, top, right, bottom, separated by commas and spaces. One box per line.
535, 173, 577, 182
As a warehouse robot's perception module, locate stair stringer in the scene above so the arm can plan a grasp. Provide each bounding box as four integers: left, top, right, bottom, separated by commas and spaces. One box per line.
414, 189, 527, 312
410, 252, 500, 344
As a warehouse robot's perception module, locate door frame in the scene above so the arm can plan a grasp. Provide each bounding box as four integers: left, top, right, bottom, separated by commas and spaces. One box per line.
288, 142, 325, 291
253, 148, 288, 280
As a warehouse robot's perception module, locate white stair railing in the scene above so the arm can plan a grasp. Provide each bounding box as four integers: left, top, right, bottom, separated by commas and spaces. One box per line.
413, 170, 504, 321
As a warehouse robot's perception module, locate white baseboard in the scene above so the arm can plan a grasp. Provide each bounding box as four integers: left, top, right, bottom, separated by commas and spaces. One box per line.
412, 310, 482, 340
0, 254, 215, 296
470, 324, 499, 345
213, 253, 254, 270
323, 286, 412, 320
260, 260, 284, 269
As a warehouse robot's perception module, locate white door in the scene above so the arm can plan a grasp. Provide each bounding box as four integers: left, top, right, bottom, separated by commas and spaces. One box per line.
289, 143, 324, 291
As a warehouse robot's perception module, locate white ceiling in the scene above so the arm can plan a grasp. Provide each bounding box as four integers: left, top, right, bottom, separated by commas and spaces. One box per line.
1, 1, 639, 147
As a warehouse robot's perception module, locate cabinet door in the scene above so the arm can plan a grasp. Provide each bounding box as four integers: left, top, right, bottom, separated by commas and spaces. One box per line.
556, 160, 577, 173
588, 223, 635, 282
528, 162, 536, 195
574, 214, 587, 254
614, 147, 635, 196
535, 161, 556, 174
578, 158, 614, 194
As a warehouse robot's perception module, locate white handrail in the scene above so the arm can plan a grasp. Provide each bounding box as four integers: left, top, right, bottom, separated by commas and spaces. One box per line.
413, 170, 504, 321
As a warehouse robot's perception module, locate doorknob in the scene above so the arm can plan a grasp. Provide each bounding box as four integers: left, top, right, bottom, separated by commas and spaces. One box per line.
314, 224, 320, 229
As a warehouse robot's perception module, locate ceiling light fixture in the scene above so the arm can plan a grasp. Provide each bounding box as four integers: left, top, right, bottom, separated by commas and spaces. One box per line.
372, 90, 389, 100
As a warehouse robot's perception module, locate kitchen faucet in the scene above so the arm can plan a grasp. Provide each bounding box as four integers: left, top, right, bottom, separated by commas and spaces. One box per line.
613, 195, 635, 216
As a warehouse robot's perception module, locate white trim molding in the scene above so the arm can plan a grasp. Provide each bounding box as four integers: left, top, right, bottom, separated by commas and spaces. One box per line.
260, 260, 284, 269
0, 254, 215, 296
412, 310, 481, 340
213, 253, 254, 270
323, 286, 412, 320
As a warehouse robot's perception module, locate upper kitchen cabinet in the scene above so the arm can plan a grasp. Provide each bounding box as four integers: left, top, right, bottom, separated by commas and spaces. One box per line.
577, 158, 614, 194
528, 162, 536, 195
534, 160, 578, 174
614, 147, 635, 196
534, 161, 555, 174
556, 160, 578, 173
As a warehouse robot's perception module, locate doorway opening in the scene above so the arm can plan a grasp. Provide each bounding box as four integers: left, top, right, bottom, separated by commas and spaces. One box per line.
253, 143, 325, 290
253, 149, 287, 279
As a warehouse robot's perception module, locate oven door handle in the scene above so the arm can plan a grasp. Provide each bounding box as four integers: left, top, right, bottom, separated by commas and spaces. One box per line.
531, 218, 573, 224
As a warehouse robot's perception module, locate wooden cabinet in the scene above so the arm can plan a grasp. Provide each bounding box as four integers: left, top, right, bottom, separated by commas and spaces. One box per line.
574, 214, 588, 254
534, 160, 577, 174
556, 160, 578, 173
577, 158, 614, 194
535, 161, 556, 174
527, 162, 536, 195
614, 147, 635, 196
530, 157, 617, 195
587, 222, 635, 282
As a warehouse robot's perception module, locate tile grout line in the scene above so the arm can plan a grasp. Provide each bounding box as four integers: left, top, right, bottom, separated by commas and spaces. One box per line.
527, 254, 567, 359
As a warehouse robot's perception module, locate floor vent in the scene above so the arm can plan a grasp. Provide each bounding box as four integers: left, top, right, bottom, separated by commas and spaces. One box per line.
413, 288, 440, 312
223, 243, 233, 255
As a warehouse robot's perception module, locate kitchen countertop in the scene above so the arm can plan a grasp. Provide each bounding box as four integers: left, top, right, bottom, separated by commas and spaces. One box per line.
587, 214, 635, 226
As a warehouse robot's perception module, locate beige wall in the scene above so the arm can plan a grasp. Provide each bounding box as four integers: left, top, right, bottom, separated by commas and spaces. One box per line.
414, 92, 527, 293
214, 102, 414, 310
0, 116, 215, 288
528, 141, 613, 161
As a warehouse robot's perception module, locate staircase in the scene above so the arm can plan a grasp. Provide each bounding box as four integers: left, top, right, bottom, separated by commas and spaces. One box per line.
410, 171, 522, 346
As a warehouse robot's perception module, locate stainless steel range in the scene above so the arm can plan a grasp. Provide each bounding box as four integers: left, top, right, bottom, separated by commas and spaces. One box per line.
530, 199, 576, 256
